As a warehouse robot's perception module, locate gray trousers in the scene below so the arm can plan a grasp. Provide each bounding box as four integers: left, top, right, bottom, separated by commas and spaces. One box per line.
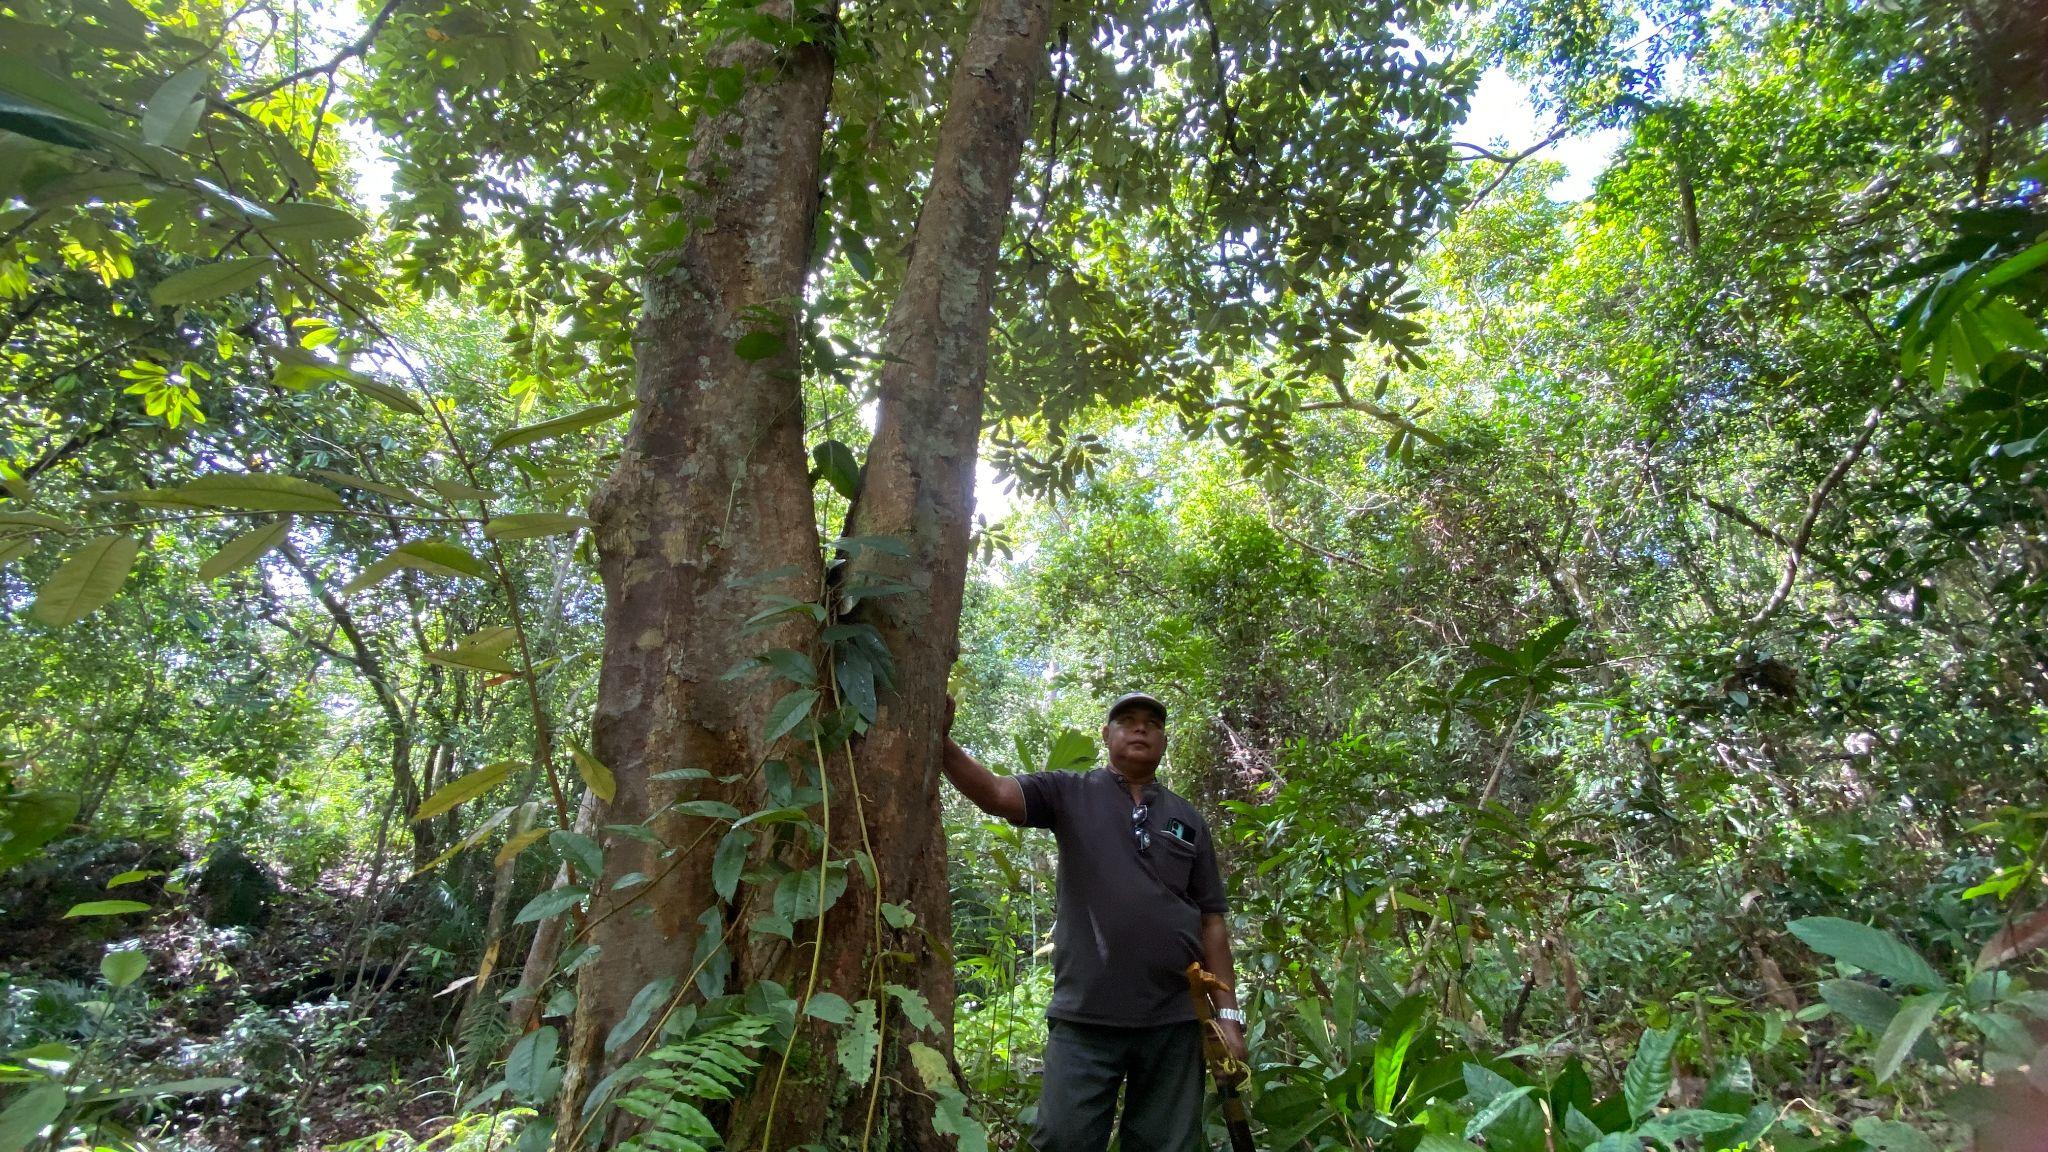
1028, 1018, 1206, 1152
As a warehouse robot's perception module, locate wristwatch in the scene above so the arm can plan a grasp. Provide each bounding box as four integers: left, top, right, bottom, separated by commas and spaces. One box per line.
1216, 1008, 1246, 1026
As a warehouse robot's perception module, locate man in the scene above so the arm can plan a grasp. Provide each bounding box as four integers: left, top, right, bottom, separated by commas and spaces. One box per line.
942, 691, 1245, 1152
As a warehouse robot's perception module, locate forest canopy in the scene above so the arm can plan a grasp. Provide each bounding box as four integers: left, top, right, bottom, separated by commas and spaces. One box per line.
1, 0, 2045, 1150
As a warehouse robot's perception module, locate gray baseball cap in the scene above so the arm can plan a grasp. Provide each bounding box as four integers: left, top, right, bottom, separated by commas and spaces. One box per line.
1105, 692, 1167, 725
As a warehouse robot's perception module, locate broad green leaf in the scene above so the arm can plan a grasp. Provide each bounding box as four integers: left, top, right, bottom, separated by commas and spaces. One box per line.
257, 201, 367, 243
550, 831, 602, 882
1638, 1110, 1743, 1145
393, 541, 489, 580
803, 992, 852, 1024
1819, 978, 1902, 1031
0, 1084, 66, 1152
811, 440, 860, 499
1419, 1136, 1486, 1152
0, 91, 102, 148
734, 330, 784, 361
106, 869, 162, 888
764, 689, 819, 743
676, 800, 742, 821
340, 555, 402, 595
63, 900, 150, 918
570, 745, 615, 803
414, 761, 516, 821
489, 402, 633, 454
0, 791, 80, 868
484, 514, 593, 542
1464, 1086, 1537, 1142
31, 535, 139, 626
505, 1026, 558, 1098
880, 902, 916, 929
100, 949, 146, 988
1623, 1027, 1675, 1120
198, 519, 289, 581
514, 885, 589, 925
343, 374, 425, 416
604, 977, 676, 1054
712, 828, 753, 901
150, 257, 270, 307
1872, 991, 1945, 1082
1788, 917, 1944, 991
1371, 996, 1425, 1114
1044, 729, 1097, 773
0, 511, 67, 530
139, 67, 207, 148
125, 473, 344, 513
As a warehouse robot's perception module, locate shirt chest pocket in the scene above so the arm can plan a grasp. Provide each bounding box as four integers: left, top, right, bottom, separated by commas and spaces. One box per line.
1149, 831, 1199, 894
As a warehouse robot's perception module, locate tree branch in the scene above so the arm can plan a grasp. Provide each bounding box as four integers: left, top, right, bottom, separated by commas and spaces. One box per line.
1748, 400, 1887, 627
232, 0, 404, 104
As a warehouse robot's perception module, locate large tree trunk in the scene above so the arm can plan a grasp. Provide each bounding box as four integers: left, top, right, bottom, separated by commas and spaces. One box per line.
723, 0, 1054, 1146
555, 7, 837, 1144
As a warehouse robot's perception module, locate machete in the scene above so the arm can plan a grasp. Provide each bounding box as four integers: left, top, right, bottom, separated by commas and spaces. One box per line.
1185, 961, 1258, 1152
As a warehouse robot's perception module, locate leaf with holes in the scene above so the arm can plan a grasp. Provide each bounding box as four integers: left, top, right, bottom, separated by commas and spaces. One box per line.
838, 999, 879, 1084
886, 984, 938, 1032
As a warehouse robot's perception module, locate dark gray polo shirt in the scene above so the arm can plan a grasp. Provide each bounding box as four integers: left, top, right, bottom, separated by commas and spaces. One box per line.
1011, 765, 1228, 1027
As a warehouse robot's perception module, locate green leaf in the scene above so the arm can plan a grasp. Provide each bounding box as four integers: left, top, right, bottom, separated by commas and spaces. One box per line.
484, 514, 593, 542
1465, 1086, 1537, 1142
198, 518, 289, 581
811, 440, 860, 499
106, 869, 162, 888
1638, 1110, 1743, 1146
1623, 1027, 1675, 1120
604, 977, 676, 1054
1788, 917, 1944, 991
514, 886, 589, 925
139, 67, 207, 148
0, 791, 79, 869
837, 999, 879, 1084
0, 92, 102, 149
1819, 978, 1902, 1032
1851, 1118, 1936, 1152
713, 828, 753, 902
764, 689, 819, 743
63, 900, 150, 918
734, 330, 784, 360
570, 745, 615, 803
496, 827, 550, 867
1872, 991, 1945, 1082
676, 800, 742, 821
886, 983, 939, 1032
126, 473, 345, 513
413, 760, 516, 821
31, 534, 139, 626
1419, 1136, 1487, 1152
505, 1025, 558, 1099
396, 540, 489, 579
343, 373, 426, 416
100, 949, 146, 988
1371, 996, 1425, 1114
0, 511, 67, 530
803, 992, 852, 1024
550, 831, 603, 882
489, 402, 633, 455
257, 201, 367, 243
150, 257, 270, 307
0, 1084, 67, 1152
1044, 729, 1097, 773
880, 902, 916, 929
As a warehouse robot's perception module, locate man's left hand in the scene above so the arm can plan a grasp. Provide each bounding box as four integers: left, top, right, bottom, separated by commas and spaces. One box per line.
1218, 1018, 1247, 1063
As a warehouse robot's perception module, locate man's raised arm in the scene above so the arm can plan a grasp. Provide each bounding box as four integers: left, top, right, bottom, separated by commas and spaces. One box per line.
941, 699, 1026, 824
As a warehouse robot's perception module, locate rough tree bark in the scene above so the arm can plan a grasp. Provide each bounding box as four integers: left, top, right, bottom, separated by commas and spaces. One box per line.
554, 6, 837, 1143
724, 0, 1054, 1145
555, 0, 1050, 1144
